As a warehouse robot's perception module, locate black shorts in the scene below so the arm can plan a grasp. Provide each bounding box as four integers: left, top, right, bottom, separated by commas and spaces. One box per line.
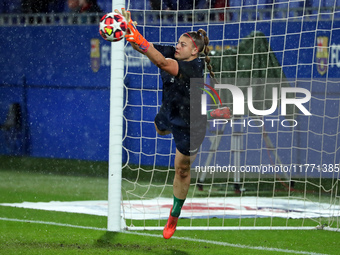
154, 109, 206, 156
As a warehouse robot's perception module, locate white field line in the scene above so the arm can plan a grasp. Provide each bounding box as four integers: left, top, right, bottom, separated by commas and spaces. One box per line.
0, 217, 328, 255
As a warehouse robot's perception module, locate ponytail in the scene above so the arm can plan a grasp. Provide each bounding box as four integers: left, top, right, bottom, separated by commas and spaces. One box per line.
197, 28, 215, 80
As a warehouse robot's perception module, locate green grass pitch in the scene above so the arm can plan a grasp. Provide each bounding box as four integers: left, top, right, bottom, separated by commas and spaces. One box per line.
0, 156, 339, 254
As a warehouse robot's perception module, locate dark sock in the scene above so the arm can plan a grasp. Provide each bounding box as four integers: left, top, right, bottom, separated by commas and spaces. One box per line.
171, 195, 185, 217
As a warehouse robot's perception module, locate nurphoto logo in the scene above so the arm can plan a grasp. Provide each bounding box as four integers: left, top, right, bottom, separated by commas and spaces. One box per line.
201, 83, 312, 128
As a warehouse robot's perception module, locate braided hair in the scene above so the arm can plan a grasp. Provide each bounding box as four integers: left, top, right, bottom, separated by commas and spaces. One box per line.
183, 29, 215, 79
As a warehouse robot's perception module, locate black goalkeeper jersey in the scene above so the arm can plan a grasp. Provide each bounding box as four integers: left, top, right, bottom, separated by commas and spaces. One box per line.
153, 44, 206, 128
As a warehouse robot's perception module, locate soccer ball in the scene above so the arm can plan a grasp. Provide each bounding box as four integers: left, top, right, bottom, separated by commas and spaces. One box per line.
99, 13, 127, 42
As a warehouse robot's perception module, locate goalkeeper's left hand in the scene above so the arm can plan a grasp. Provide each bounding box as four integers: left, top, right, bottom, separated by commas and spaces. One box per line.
115, 8, 150, 53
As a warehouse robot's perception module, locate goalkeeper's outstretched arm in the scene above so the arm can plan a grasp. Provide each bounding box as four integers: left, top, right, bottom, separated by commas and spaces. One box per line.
130, 42, 151, 55
144, 46, 179, 77
128, 33, 179, 77
116, 8, 179, 77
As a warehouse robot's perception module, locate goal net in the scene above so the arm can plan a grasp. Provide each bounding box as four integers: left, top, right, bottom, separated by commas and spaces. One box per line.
110, 0, 340, 231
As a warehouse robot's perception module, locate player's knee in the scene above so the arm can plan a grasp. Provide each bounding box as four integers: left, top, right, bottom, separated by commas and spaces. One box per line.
175, 164, 190, 178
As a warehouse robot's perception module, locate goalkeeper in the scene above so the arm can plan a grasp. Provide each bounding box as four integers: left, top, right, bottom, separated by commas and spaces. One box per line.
116, 8, 230, 239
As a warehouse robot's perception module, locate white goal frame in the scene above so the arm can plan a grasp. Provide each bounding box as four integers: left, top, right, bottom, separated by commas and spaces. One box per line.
107, 0, 340, 232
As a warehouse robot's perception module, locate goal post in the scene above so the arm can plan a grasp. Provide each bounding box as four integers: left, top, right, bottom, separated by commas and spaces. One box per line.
107, 0, 125, 232
109, 0, 340, 232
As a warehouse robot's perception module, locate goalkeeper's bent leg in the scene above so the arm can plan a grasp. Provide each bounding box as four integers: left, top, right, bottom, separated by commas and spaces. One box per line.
163, 149, 196, 239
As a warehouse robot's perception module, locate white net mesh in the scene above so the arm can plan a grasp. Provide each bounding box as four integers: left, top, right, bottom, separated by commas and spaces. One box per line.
120, 0, 340, 230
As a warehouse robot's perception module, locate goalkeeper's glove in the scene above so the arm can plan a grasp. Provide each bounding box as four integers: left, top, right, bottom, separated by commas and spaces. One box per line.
115, 8, 150, 53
